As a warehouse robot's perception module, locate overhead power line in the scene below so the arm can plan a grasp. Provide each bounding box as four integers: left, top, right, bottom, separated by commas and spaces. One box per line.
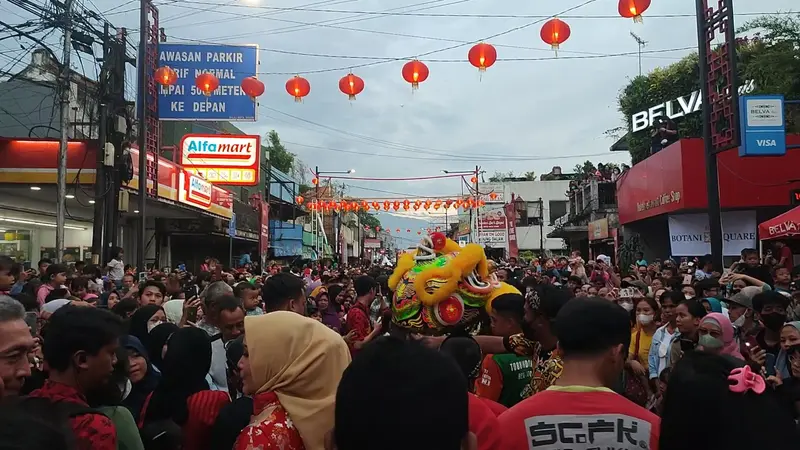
154, 1, 793, 20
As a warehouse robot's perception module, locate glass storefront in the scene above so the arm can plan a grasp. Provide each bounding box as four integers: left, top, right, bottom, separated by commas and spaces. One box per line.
0, 226, 93, 268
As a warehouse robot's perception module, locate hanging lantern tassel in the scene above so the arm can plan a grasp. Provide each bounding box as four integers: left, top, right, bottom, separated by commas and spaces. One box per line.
618, 0, 651, 23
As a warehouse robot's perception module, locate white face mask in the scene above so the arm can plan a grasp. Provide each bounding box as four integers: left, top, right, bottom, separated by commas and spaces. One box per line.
619, 301, 634, 312
684, 294, 694, 300
637, 314, 654, 325
733, 314, 746, 327
147, 320, 164, 333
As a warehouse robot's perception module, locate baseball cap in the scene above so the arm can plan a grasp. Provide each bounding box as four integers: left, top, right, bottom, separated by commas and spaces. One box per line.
629, 280, 649, 294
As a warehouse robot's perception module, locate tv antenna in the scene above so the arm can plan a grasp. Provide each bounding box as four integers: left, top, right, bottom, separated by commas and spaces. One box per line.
630, 31, 647, 76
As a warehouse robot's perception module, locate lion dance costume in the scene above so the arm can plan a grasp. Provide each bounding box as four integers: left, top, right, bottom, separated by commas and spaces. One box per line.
388, 232, 520, 335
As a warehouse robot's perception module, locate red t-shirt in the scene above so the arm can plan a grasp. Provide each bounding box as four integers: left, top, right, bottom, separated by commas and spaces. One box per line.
345, 301, 371, 357
468, 393, 503, 450
498, 386, 660, 450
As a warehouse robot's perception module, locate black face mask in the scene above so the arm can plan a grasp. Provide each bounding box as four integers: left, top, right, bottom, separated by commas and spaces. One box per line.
761, 312, 787, 331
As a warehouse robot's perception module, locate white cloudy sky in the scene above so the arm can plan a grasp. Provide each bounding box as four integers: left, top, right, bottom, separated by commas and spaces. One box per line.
1, 0, 795, 205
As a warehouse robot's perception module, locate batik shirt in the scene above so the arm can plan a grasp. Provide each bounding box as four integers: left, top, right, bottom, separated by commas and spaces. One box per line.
504, 333, 564, 398
234, 391, 305, 450
29, 380, 117, 450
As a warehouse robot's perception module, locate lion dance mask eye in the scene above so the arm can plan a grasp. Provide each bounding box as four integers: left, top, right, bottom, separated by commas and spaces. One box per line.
388, 233, 520, 335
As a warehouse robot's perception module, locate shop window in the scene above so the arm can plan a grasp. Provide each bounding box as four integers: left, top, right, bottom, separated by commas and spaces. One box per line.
549, 200, 567, 225
0, 229, 31, 265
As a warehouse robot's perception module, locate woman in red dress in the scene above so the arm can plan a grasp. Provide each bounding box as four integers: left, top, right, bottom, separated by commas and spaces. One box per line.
235, 311, 351, 450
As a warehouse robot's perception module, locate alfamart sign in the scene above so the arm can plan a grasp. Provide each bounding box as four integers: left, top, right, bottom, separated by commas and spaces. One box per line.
631, 80, 756, 133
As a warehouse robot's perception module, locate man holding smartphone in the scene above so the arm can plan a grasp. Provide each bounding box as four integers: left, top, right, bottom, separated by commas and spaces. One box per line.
746, 292, 790, 375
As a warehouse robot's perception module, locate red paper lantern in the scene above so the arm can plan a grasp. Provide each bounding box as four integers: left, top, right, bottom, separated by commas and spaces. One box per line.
467, 42, 497, 72
295, 195, 304, 204
311, 178, 319, 185
618, 0, 651, 23
285, 75, 310, 102
241, 76, 265, 99
155, 66, 178, 86
195, 72, 220, 96
384, 201, 391, 211
396, 228, 400, 233
338, 72, 365, 100
489, 192, 498, 200
371, 201, 380, 210
401, 60, 429, 91
540, 18, 571, 52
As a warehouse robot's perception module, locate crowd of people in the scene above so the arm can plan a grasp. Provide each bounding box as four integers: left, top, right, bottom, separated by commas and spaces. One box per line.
0, 240, 799, 450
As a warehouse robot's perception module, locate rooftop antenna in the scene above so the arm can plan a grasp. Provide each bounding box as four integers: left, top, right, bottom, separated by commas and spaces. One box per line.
630, 31, 647, 77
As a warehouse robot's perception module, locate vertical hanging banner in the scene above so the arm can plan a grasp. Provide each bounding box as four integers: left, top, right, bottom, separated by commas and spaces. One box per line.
259, 200, 269, 269
738, 95, 787, 156
158, 43, 259, 121
504, 202, 519, 260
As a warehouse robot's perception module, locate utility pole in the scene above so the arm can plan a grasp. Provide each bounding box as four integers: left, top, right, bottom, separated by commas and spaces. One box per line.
538, 197, 544, 253
92, 21, 110, 265
630, 32, 647, 77
56, 0, 75, 263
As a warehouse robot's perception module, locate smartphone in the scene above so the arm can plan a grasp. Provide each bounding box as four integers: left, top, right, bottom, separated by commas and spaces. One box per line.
185, 305, 198, 323
764, 353, 777, 377
138, 271, 147, 283
24, 311, 38, 336
682, 274, 693, 286
178, 264, 186, 272
183, 284, 199, 299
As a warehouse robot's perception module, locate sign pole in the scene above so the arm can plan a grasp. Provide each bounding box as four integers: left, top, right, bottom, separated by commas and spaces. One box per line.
229, 212, 236, 269
695, 0, 739, 271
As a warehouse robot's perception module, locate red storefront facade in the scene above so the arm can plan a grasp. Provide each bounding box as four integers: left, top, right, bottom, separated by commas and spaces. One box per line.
618, 136, 800, 224
616, 136, 800, 259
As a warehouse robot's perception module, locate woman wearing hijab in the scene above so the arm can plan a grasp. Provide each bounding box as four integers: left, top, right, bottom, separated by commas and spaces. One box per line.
141, 328, 230, 450
146, 322, 179, 372
127, 304, 166, 348
696, 312, 743, 360
773, 322, 800, 419
235, 311, 351, 450
120, 335, 160, 425
315, 287, 342, 333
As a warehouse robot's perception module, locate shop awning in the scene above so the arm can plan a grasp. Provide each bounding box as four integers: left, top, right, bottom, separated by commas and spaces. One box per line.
759, 206, 800, 240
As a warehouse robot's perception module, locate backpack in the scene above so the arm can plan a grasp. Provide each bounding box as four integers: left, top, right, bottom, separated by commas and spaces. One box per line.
138, 392, 184, 450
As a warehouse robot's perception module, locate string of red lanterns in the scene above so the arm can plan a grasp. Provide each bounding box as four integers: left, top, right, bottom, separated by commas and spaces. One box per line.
303, 197, 487, 212
154, 5, 651, 99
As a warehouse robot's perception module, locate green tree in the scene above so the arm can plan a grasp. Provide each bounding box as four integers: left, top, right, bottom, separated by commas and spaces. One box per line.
573, 161, 597, 177
522, 171, 536, 181
489, 171, 514, 182
358, 211, 381, 229
265, 130, 295, 174
614, 13, 800, 164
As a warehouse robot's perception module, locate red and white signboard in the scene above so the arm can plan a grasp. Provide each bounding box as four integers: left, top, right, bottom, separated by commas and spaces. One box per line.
478, 206, 508, 245
179, 134, 260, 186
178, 170, 213, 209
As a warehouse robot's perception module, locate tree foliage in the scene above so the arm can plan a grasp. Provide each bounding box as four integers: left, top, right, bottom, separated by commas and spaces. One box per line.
358, 211, 381, 228
488, 170, 537, 182
614, 13, 800, 164
265, 130, 296, 174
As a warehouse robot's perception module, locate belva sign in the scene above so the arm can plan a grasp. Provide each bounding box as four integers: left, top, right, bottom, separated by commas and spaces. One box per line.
179, 134, 260, 186
631, 79, 756, 133
179, 170, 213, 209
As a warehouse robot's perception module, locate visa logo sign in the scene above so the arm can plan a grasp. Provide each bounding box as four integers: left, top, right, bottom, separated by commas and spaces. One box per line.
756, 139, 778, 147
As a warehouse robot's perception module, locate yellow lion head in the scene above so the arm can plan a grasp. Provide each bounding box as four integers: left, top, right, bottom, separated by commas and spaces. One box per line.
389, 233, 520, 335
